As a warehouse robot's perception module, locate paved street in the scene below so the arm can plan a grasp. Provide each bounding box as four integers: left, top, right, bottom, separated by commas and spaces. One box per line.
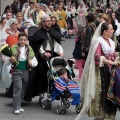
0, 36, 120, 120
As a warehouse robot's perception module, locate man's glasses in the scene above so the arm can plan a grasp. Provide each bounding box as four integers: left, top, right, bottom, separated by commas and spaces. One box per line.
44, 20, 51, 22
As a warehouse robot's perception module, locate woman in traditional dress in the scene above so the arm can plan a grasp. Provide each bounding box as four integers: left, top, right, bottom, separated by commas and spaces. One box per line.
0, 17, 7, 65
73, 1, 87, 30
41, 4, 51, 16
49, 6, 58, 19
2, 18, 19, 48
16, 12, 30, 34
75, 22, 119, 120
0, 19, 18, 91
22, 3, 30, 16
0, 18, 8, 90
65, 5, 74, 38
57, 4, 67, 37
0, 18, 19, 94
0, 18, 7, 31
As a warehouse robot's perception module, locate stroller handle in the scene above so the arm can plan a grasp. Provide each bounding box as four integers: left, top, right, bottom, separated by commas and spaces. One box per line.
45, 57, 51, 68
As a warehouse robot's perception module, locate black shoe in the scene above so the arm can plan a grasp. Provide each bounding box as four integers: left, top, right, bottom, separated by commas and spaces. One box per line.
65, 36, 68, 38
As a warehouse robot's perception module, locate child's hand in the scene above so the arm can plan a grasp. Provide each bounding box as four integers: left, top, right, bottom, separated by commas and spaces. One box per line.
28, 62, 32, 67
9, 56, 16, 63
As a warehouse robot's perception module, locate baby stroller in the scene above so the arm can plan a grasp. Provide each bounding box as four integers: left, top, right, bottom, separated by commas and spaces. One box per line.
67, 57, 76, 78
41, 57, 81, 115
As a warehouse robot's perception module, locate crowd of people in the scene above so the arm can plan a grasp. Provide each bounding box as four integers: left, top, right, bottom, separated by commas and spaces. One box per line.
0, 0, 120, 120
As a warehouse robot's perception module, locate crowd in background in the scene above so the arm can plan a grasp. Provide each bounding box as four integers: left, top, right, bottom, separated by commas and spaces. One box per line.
0, 0, 120, 119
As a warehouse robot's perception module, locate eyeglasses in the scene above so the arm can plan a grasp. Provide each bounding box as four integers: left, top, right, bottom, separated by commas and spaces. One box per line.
44, 20, 51, 22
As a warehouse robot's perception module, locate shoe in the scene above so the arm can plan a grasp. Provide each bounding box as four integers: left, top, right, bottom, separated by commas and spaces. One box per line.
68, 35, 71, 38
14, 109, 20, 114
65, 36, 68, 38
19, 108, 24, 112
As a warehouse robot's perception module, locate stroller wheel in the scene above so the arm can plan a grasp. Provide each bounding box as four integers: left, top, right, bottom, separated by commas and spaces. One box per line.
75, 104, 81, 114
66, 100, 70, 108
42, 100, 49, 110
46, 100, 51, 109
56, 105, 62, 115
38, 97, 43, 107
61, 105, 66, 114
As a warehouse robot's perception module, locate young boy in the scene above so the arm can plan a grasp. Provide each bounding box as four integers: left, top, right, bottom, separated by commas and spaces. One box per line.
52, 68, 80, 105
9, 32, 38, 114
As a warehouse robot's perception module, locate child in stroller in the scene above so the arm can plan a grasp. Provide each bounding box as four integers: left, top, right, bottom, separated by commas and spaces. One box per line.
40, 57, 81, 114
51, 68, 81, 114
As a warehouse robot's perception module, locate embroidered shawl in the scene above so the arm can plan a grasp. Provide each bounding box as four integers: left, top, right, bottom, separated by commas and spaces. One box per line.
11, 43, 35, 63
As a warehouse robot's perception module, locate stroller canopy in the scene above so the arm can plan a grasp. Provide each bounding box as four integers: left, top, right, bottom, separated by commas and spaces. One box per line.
50, 57, 67, 68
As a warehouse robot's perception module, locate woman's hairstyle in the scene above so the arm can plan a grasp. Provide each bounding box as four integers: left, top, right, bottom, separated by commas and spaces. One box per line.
0, 17, 6, 24
86, 13, 94, 23
51, 16, 57, 23
18, 32, 28, 39
57, 68, 67, 76
16, 12, 23, 17
3, 5, 12, 14
100, 22, 110, 35
99, 13, 111, 23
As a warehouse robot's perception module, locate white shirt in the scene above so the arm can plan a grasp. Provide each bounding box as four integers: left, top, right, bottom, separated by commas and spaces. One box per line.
19, 46, 38, 67
19, 46, 27, 61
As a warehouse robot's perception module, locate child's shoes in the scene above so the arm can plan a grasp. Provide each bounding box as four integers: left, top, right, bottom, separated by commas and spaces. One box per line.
14, 109, 20, 114
19, 108, 24, 112
14, 108, 24, 114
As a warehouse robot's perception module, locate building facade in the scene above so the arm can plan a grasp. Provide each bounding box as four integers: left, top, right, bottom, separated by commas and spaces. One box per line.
0, 0, 13, 15
0, 0, 37, 16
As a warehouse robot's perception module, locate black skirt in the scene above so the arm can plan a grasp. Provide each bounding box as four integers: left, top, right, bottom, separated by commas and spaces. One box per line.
100, 64, 117, 115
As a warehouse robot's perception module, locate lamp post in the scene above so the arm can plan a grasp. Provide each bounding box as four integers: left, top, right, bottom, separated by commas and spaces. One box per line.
106, 0, 110, 7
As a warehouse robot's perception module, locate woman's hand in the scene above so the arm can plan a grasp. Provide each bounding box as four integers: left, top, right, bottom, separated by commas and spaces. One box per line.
112, 61, 120, 66
102, 57, 119, 66
1, 54, 5, 62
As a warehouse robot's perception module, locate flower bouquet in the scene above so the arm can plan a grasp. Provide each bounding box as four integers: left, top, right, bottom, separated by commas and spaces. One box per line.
0, 44, 19, 67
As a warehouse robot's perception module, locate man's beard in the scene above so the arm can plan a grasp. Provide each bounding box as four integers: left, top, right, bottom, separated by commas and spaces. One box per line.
44, 24, 51, 29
